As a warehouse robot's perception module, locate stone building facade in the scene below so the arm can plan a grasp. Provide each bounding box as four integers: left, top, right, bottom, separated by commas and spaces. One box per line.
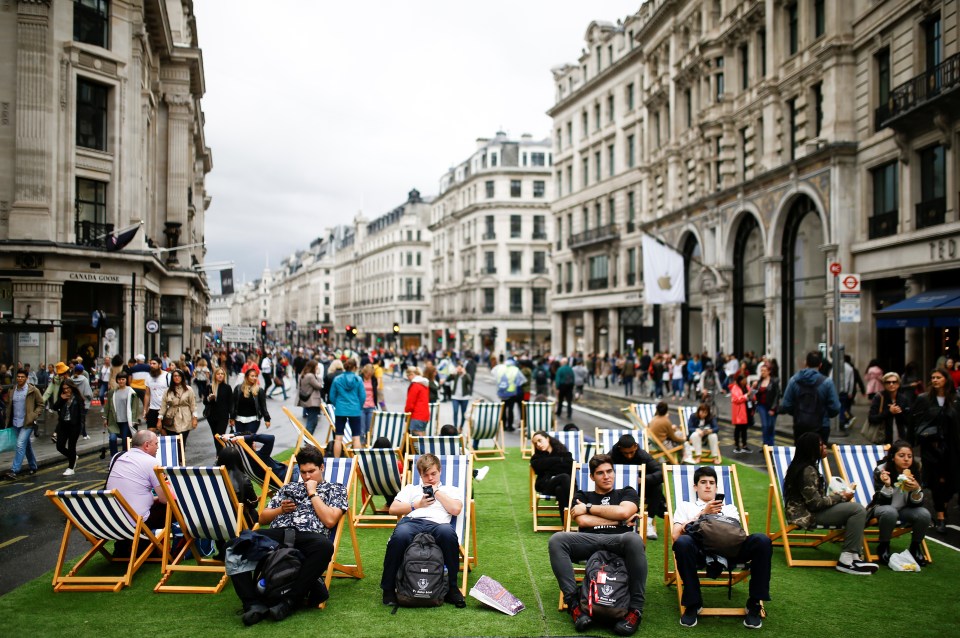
0, 0, 212, 368
429, 132, 554, 356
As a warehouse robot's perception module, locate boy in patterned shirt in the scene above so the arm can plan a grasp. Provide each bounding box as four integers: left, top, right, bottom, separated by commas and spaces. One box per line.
231, 446, 348, 626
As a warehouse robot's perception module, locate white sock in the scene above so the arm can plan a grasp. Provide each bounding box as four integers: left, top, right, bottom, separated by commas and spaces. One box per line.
839, 551, 858, 565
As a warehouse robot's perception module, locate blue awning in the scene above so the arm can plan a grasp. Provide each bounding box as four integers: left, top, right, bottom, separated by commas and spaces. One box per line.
875, 288, 960, 329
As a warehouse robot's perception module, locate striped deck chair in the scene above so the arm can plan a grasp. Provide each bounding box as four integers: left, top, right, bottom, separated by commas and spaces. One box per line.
678, 406, 695, 438
321, 402, 355, 449
632, 402, 658, 427
663, 464, 753, 616
531, 430, 585, 532
215, 434, 285, 515
369, 411, 410, 454
410, 435, 466, 456
764, 445, 846, 567
153, 466, 246, 594
352, 448, 404, 528
282, 406, 324, 451
595, 428, 641, 454
623, 405, 684, 464
679, 405, 721, 463
125, 434, 185, 466
427, 402, 441, 435
557, 462, 644, 610
467, 401, 506, 460
831, 444, 932, 564
45, 489, 164, 592
521, 401, 556, 459
406, 454, 476, 594
319, 456, 363, 606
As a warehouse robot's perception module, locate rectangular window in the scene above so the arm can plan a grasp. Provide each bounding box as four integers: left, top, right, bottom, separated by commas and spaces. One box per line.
522, 152, 528, 167
594, 151, 601, 181
582, 207, 588, 231
588, 255, 609, 290
531, 152, 546, 166
581, 111, 588, 138
555, 128, 562, 151
510, 179, 521, 197
627, 134, 635, 168
74, 0, 109, 48
740, 126, 748, 178
596, 46, 602, 73
510, 251, 522, 274
787, 2, 799, 55
565, 262, 573, 292
812, 83, 823, 136
925, 13, 942, 72
920, 144, 946, 201
485, 180, 494, 198
626, 83, 635, 110
415, 310, 421, 324
533, 215, 546, 239
756, 115, 764, 157
608, 144, 615, 177
628, 191, 636, 224
814, 0, 825, 38
510, 288, 523, 313
787, 98, 798, 160
416, 253, 421, 266
715, 137, 722, 190
511, 215, 522, 238
566, 166, 573, 194
533, 251, 546, 273
483, 288, 495, 313
567, 121, 573, 145
758, 29, 767, 76
406, 252, 413, 266
739, 44, 749, 91
76, 78, 108, 151
715, 57, 725, 100
607, 197, 615, 225
533, 180, 545, 198
607, 94, 615, 123
484, 215, 495, 239
627, 247, 637, 285
594, 202, 602, 228
75, 177, 107, 245
582, 158, 589, 187
877, 47, 891, 109
685, 88, 692, 128
870, 161, 898, 238
484, 251, 495, 273
491, 153, 498, 167
654, 112, 661, 147
556, 171, 562, 195
533, 288, 547, 313
594, 103, 601, 130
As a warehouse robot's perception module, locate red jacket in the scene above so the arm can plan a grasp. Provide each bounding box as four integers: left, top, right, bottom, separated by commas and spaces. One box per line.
405, 378, 430, 422
730, 383, 749, 425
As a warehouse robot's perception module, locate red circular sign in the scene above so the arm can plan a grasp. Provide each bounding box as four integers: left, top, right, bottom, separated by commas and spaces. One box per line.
829, 262, 841, 275
842, 275, 858, 290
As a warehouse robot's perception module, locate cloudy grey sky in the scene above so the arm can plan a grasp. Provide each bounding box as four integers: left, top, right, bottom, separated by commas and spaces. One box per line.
195, 1, 641, 291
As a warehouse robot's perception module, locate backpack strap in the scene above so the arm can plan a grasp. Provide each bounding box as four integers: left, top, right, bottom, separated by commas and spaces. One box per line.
282, 526, 296, 548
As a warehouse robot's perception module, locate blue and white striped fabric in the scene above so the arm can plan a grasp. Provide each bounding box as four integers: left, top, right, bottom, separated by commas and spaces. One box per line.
354, 449, 402, 497
595, 429, 639, 454
161, 467, 241, 542
411, 436, 464, 456
632, 403, 658, 426
370, 412, 410, 449
322, 403, 351, 439
469, 403, 502, 441
427, 402, 441, 435
678, 406, 696, 435
572, 463, 640, 496
409, 454, 470, 545
219, 437, 269, 487
767, 446, 795, 496
324, 456, 354, 489
833, 445, 886, 509
523, 402, 556, 437
156, 436, 184, 466
554, 430, 585, 463
55, 490, 140, 541
668, 464, 735, 508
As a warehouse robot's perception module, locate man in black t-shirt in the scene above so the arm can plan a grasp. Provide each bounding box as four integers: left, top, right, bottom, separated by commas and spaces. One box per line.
548, 454, 647, 636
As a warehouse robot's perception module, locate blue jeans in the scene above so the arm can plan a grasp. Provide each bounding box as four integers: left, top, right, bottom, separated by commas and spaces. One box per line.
108, 422, 132, 458
672, 378, 684, 396
452, 399, 470, 430
361, 407, 375, 441
303, 406, 320, 434
758, 406, 777, 446
12, 426, 38, 473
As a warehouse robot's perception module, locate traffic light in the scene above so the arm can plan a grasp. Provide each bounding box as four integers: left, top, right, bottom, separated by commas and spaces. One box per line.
491, 326, 498, 340
345, 325, 352, 338
317, 328, 322, 337
351, 326, 358, 337
260, 320, 267, 339
393, 322, 400, 335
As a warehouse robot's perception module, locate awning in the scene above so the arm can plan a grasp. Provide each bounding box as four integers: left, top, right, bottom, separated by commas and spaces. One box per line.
875, 288, 960, 329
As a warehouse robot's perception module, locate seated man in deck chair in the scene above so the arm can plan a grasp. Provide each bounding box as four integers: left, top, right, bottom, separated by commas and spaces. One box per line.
548, 454, 647, 636
381, 453, 466, 608
230, 446, 347, 626
671, 466, 772, 629
106, 429, 168, 558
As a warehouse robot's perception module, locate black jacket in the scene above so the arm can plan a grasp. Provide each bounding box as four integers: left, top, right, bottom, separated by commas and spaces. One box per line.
204, 383, 234, 424
530, 449, 574, 492
230, 385, 271, 424
909, 392, 960, 446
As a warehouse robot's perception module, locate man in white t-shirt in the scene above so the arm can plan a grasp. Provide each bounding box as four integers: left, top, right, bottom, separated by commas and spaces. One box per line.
670, 466, 771, 629
260, 353, 274, 394
380, 453, 465, 608
142, 356, 170, 431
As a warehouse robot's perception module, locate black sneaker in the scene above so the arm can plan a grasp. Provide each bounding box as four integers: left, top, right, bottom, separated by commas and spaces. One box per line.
382, 590, 397, 606
241, 604, 269, 626
744, 599, 763, 629
614, 608, 642, 636
268, 599, 294, 622
741, 446, 753, 453
680, 605, 702, 627
444, 590, 466, 608
570, 604, 592, 632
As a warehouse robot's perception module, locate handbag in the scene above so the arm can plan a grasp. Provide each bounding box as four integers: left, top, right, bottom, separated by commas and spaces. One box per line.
0, 427, 16, 454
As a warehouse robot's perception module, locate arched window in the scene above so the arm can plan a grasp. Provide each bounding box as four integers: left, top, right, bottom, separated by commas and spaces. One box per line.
734, 215, 765, 356
782, 196, 826, 377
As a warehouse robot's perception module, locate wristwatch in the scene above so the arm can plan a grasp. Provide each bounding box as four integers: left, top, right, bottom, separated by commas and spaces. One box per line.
586, 503, 593, 514
308, 493, 318, 499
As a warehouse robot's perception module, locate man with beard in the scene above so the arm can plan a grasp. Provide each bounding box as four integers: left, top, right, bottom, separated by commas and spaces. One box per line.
141, 356, 171, 431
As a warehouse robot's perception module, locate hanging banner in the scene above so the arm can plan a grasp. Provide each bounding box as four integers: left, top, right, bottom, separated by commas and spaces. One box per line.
641, 234, 686, 304
220, 268, 235, 295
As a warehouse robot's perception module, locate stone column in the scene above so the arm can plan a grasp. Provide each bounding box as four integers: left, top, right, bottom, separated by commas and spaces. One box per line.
763, 256, 783, 360
551, 311, 563, 357
12, 280, 62, 365
583, 310, 595, 355
164, 93, 192, 265
9, 0, 54, 241
903, 276, 924, 370
608, 307, 620, 354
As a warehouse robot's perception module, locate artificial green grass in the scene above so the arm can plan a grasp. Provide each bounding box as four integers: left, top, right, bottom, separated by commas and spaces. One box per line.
2, 451, 956, 637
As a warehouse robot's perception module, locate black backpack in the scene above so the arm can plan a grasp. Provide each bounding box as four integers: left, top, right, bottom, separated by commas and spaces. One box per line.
579, 550, 631, 623
395, 532, 448, 607
256, 528, 303, 605
535, 368, 548, 386
791, 376, 825, 434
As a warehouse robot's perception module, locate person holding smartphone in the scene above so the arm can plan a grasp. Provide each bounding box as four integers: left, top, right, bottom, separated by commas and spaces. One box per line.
380, 453, 465, 608
671, 466, 772, 629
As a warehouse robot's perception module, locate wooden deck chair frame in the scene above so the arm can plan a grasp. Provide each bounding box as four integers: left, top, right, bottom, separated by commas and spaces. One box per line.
368, 410, 410, 454
352, 448, 405, 528
282, 406, 325, 451
556, 462, 645, 610
405, 454, 477, 594
410, 435, 466, 456
678, 405, 722, 463
530, 430, 584, 532
763, 444, 846, 567
521, 401, 556, 459
214, 434, 285, 516
662, 464, 752, 616
621, 406, 684, 464
125, 433, 185, 466
45, 489, 164, 592
831, 443, 933, 564
467, 401, 506, 461
320, 402, 356, 454
153, 466, 246, 594
318, 456, 364, 607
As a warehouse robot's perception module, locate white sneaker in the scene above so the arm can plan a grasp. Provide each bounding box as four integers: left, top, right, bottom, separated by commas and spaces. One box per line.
62, 468, 75, 476
646, 518, 658, 540
82, 435, 90, 440
475, 466, 490, 481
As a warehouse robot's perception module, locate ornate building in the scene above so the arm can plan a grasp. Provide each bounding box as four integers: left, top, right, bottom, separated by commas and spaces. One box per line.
0, 0, 212, 367
429, 132, 554, 355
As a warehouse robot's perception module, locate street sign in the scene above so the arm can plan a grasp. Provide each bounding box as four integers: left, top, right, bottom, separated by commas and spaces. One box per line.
829, 262, 842, 276
221, 325, 257, 343
145, 319, 159, 334
840, 273, 860, 293
840, 297, 861, 322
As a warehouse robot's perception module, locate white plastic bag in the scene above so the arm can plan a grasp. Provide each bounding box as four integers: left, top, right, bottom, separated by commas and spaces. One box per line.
887, 549, 921, 572
826, 476, 854, 496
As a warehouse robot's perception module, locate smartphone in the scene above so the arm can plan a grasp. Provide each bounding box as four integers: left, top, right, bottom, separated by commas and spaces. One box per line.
422, 484, 435, 498
714, 493, 725, 503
